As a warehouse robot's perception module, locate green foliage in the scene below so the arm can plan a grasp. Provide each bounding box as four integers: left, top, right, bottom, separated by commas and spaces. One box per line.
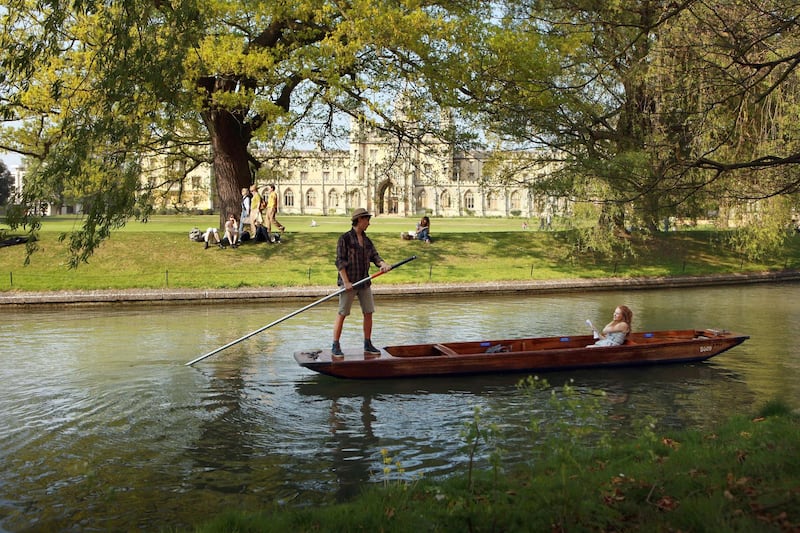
0, 0, 486, 265
190, 390, 800, 533
725, 197, 795, 262
570, 224, 637, 263
520, 377, 613, 461
4, 0, 800, 267
1, 0, 201, 262
459, 406, 503, 490
566, 201, 639, 264
758, 399, 794, 418
1, 0, 490, 263
459, 0, 800, 237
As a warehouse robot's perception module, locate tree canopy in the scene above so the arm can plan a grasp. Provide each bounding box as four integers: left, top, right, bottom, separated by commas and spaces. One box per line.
449, 0, 800, 236
0, 0, 486, 264
1, 0, 799, 265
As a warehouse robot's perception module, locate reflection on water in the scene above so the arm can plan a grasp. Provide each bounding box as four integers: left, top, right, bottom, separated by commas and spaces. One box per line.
0, 283, 798, 531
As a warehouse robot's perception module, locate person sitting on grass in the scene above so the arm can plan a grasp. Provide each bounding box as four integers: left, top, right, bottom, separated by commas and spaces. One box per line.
415, 216, 431, 243
224, 214, 239, 248
401, 216, 432, 242
203, 227, 223, 249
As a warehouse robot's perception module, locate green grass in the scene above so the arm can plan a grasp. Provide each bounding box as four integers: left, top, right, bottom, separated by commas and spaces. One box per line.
1, 214, 799, 291
190, 400, 800, 532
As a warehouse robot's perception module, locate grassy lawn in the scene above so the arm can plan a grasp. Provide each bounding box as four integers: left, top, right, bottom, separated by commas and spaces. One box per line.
1, 214, 799, 291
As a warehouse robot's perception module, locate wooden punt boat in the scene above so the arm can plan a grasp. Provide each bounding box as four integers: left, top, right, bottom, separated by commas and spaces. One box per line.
294, 329, 749, 379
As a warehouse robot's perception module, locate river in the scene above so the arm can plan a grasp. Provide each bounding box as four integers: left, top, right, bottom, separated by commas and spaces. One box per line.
1, 283, 798, 531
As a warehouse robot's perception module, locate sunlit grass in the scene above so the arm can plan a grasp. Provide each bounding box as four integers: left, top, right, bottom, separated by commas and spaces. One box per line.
1, 215, 798, 291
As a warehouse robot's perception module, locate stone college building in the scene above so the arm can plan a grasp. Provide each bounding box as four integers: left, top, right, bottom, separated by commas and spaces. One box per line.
9, 117, 565, 220
258, 119, 562, 220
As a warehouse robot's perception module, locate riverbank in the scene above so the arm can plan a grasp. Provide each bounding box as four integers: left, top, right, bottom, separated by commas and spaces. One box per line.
4, 217, 800, 294
2, 269, 799, 306
193, 401, 800, 533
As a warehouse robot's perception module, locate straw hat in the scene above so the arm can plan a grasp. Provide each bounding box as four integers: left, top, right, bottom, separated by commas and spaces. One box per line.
351, 207, 372, 221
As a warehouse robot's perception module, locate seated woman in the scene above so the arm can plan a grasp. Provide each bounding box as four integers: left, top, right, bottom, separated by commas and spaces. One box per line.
415, 216, 431, 243
588, 305, 632, 347
224, 214, 239, 248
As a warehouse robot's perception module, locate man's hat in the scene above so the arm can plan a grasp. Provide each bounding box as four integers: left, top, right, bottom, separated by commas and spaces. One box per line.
351, 207, 372, 221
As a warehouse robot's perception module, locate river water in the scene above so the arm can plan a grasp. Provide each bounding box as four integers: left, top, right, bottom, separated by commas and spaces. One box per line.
1, 283, 798, 531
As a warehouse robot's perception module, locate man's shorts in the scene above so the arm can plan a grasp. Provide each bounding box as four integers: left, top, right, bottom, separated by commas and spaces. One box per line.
338, 285, 375, 316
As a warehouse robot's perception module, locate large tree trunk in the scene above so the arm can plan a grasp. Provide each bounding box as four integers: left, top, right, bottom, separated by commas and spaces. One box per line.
204, 109, 254, 229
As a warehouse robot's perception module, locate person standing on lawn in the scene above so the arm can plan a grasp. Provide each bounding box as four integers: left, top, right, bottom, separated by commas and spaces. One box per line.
248, 184, 263, 237
238, 187, 251, 244
265, 183, 285, 242
331, 208, 391, 359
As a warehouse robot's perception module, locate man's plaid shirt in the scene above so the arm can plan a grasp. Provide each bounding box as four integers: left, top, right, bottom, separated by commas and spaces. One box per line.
335, 228, 384, 287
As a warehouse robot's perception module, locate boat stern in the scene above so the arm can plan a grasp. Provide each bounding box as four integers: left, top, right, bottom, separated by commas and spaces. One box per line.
294, 347, 387, 378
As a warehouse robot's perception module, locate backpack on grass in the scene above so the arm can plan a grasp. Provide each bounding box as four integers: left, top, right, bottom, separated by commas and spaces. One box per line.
255, 226, 269, 242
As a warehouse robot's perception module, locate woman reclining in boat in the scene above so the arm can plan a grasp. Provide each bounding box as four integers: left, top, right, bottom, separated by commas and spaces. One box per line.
588, 305, 632, 347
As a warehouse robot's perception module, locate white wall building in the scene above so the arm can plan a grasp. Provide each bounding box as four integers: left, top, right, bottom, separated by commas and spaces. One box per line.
6, 120, 567, 221
260, 121, 565, 220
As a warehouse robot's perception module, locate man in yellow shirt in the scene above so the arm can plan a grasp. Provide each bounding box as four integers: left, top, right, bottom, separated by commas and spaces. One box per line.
249, 184, 263, 237
265, 184, 285, 242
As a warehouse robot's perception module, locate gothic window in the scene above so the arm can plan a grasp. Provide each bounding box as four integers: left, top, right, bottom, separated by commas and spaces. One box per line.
487, 191, 497, 210
464, 190, 475, 210
417, 189, 427, 210
329, 189, 340, 207
306, 188, 317, 207
510, 191, 521, 210
284, 189, 294, 207
441, 190, 451, 208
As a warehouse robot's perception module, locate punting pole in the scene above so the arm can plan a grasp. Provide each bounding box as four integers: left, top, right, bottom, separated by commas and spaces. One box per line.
185, 255, 417, 366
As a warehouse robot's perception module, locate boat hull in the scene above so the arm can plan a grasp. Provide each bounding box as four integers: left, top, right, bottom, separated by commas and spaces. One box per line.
294, 329, 749, 379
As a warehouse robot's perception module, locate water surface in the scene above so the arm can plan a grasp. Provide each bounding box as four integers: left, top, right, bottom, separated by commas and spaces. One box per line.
1, 283, 798, 531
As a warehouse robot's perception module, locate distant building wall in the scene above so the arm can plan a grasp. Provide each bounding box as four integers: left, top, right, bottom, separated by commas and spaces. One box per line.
259, 124, 562, 220
8, 124, 565, 220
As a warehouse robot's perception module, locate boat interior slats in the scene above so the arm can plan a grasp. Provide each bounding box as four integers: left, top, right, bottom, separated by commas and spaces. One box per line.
433, 344, 459, 357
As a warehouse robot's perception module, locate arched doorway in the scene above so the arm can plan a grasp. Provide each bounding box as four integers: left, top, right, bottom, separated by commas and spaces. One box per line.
376, 180, 399, 215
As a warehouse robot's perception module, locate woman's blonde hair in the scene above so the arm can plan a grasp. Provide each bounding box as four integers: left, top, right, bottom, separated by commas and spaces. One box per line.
617, 305, 633, 329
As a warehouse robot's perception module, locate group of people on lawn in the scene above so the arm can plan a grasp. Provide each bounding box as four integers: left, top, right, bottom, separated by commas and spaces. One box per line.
200, 184, 285, 249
